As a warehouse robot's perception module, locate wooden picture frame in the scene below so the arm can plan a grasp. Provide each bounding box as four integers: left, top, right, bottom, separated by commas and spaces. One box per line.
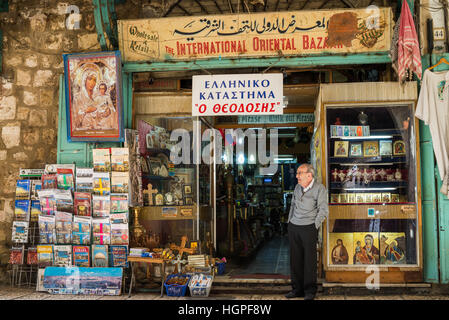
363, 141, 379, 157
63, 51, 123, 142
334, 141, 349, 157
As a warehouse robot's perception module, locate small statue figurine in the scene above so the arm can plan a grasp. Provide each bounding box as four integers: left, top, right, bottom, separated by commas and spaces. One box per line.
386, 174, 394, 181
345, 169, 353, 181
338, 169, 346, 182
372, 169, 378, 181
332, 168, 339, 182
394, 168, 402, 181
378, 168, 387, 181
354, 169, 362, 184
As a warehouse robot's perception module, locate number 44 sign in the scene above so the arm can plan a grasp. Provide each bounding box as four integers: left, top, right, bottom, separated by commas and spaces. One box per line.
192, 73, 284, 116
434, 28, 445, 41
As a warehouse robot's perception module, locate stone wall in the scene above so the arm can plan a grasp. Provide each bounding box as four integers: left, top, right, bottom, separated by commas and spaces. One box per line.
0, 0, 103, 283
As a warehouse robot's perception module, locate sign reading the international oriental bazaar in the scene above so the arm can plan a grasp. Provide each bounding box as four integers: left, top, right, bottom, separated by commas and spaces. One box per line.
118, 8, 392, 62
192, 74, 283, 116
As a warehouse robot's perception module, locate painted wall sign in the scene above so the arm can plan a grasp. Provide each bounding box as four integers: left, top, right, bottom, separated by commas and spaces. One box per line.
192, 73, 283, 116
118, 8, 392, 62
238, 113, 314, 124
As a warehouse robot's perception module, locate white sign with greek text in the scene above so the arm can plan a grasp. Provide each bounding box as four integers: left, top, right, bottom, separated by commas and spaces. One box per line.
192, 73, 284, 116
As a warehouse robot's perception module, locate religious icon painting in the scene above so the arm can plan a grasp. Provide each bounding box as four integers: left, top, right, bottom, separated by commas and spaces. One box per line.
363, 141, 379, 157
393, 140, 406, 156
353, 232, 380, 265
338, 193, 348, 203
355, 193, 365, 203
329, 233, 353, 265
381, 193, 391, 203
347, 193, 356, 204
334, 141, 349, 157
63, 51, 124, 142
330, 194, 340, 203
379, 140, 393, 156
349, 143, 363, 157
379, 232, 406, 265
391, 193, 400, 203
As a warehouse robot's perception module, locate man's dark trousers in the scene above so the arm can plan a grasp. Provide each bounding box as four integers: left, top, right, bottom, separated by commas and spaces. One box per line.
288, 222, 318, 296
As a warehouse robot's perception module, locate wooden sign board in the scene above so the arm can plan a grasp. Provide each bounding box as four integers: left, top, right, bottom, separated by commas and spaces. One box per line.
118, 8, 392, 62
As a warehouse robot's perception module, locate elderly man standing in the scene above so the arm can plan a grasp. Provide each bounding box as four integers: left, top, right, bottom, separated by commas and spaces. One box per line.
285, 163, 329, 301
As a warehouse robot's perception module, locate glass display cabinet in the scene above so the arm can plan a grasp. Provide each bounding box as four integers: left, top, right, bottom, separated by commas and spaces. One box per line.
137, 116, 214, 252
323, 103, 422, 282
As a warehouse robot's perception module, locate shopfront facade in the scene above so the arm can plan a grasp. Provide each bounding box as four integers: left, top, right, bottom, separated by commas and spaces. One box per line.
53, 0, 440, 284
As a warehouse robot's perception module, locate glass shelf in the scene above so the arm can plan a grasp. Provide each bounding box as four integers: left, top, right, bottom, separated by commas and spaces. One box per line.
330, 181, 408, 189
329, 156, 406, 164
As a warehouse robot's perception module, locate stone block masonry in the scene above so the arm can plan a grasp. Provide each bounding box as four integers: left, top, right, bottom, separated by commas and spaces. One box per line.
0, 0, 107, 284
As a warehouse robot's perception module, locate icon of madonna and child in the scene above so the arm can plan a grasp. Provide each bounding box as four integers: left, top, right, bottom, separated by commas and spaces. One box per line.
65, 52, 122, 140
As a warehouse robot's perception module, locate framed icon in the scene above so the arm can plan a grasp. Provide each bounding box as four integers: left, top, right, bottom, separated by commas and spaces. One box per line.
391, 194, 400, 203
349, 126, 357, 137
363, 141, 379, 157
381, 193, 391, 203
364, 193, 373, 203
355, 193, 365, 203
330, 125, 337, 137
183, 184, 192, 195
349, 143, 363, 157
185, 197, 193, 205
330, 194, 339, 203
347, 193, 356, 203
372, 193, 382, 203
339, 193, 348, 203
63, 51, 123, 142
393, 140, 406, 156
155, 193, 164, 206
148, 157, 162, 176
334, 141, 349, 157
379, 140, 392, 156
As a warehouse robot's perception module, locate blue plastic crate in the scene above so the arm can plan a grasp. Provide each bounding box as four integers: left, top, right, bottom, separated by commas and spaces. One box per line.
216, 262, 226, 275
164, 274, 191, 297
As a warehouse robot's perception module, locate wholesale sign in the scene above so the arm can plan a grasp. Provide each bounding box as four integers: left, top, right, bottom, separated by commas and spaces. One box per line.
192, 73, 283, 116
118, 8, 392, 62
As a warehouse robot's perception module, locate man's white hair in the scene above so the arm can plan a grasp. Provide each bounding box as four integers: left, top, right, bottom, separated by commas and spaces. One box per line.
300, 163, 315, 178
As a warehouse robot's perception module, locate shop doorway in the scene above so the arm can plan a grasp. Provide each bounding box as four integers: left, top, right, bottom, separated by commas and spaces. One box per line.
132, 73, 319, 280
214, 124, 314, 278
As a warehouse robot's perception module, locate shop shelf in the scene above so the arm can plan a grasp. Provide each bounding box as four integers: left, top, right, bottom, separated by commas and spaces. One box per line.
330, 181, 408, 189
141, 174, 174, 181
329, 156, 406, 165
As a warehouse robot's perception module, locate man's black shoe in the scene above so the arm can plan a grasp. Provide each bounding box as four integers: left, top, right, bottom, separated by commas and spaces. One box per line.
304, 293, 315, 301
285, 291, 304, 298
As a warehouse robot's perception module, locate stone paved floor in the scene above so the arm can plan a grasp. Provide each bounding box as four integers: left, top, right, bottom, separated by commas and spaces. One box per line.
0, 286, 448, 300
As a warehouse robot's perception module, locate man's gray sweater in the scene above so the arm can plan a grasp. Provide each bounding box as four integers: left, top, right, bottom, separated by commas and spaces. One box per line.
288, 181, 329, 229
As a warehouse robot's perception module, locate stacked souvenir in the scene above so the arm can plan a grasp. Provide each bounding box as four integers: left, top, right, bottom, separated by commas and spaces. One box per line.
8, 148, 131, 290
